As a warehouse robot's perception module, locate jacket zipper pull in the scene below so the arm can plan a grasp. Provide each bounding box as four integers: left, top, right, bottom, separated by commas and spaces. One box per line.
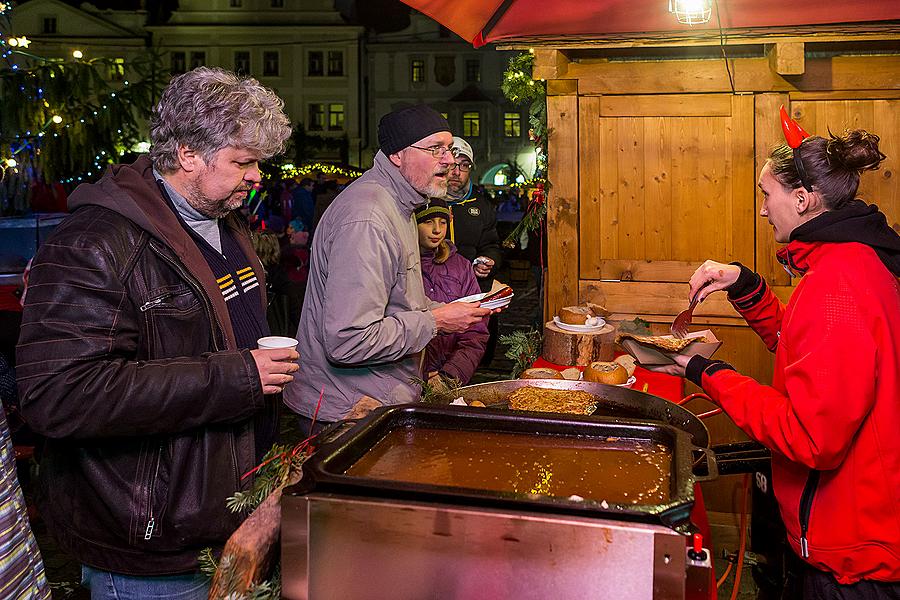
800, 535, 809, 558
144, 517, 155, 540
140, 298, 164, 312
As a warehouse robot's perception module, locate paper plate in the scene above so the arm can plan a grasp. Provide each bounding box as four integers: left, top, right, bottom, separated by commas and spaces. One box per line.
552, 316, 607, 332
453, 291, 514, 310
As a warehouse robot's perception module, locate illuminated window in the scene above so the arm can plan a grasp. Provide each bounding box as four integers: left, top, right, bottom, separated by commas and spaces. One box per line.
109, 57, 125, 81
328, 51, 344, 76
308, 51, 323, 76
411, 59, 425, 83
329, 103, 345, 131
504, 112, 521, 137
440, 112, 448, 120
263, 51, 279, 77
463, 111, 480, 137
308, 104, 325, 131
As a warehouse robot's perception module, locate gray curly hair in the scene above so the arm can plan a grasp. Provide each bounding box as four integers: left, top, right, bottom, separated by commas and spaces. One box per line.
150, 67, 292, 173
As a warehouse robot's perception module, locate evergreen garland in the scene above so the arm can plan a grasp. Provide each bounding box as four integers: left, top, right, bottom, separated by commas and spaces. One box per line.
500, 52, 550, 249
500, 328, 544, 378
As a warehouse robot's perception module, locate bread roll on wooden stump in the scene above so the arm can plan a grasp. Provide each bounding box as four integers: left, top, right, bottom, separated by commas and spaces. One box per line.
542, 320, 616, 366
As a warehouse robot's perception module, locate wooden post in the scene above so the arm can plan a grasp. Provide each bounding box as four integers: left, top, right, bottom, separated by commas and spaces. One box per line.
767, 42, 805, 75
546, 83, 580, 320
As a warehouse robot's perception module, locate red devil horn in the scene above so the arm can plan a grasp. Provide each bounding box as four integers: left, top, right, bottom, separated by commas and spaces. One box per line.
780, 105, 811, 149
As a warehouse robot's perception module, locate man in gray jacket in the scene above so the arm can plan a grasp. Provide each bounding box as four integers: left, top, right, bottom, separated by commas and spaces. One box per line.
285, 105, 490, 430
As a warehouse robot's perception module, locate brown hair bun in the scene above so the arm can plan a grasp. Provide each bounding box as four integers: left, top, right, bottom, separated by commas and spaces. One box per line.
583, 361, 628, 385
520, 367, 564, 380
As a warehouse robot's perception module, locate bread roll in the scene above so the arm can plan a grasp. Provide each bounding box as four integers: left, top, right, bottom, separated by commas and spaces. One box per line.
583, 361, 628, 385
520, 367, 564, 380
560, 367, 582, 380
613, 355, 637, 378
559, 306, 593, 325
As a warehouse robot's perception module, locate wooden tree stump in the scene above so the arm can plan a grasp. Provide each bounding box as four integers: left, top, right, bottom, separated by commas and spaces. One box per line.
542, 321, 616, 366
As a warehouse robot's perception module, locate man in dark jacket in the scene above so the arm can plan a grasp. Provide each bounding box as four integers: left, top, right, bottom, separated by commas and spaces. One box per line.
16, 67, 296, 599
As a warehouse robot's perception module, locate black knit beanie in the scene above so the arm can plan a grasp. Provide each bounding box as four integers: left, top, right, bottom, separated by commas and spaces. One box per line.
414, 198, 452, 224
378, 104, 451, 156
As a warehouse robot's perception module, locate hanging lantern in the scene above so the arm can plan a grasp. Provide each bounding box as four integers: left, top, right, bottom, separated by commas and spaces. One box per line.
668, 0, 712, 25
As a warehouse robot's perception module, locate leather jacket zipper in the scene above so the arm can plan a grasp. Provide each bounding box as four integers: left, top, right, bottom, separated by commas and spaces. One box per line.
798, 470, 820, 558
140, 293, 175, 312
144, 447, 163, 540
148, 243, 221, 352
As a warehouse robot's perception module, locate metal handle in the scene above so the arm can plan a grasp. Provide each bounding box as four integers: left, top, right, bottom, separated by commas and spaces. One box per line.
316, 419, 358, 447
691, 445, 719, 482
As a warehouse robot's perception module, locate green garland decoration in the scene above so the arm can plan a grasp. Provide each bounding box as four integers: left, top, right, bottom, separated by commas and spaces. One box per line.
499, 328, 544, 379
501, 52, 550, 249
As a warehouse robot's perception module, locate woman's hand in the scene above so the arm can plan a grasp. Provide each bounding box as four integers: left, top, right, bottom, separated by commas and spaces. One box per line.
689, 260, 741, 303
644, 353, 692, 378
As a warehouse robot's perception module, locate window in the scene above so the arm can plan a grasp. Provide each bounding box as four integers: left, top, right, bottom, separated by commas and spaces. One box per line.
263, 51, 279, 77
308, 51, 324, 76
108, 57, 125, 81
410, 59, 425, 83
234, 51, 250, 75
230, 0, 242, 6
170, 51, 186, 74
504, 112, 521, 137
327, 51, 344, 76
463, 111, 480, 137
308, 104, 325, 131
190, 51, 205, 69
42, 16, 57, 34
465, 59, 480, 83
271, 0, 284, 6
328, 103, 345, 131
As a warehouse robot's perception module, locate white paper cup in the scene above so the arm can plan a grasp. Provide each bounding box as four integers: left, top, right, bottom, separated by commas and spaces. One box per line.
257, 336, 299, 350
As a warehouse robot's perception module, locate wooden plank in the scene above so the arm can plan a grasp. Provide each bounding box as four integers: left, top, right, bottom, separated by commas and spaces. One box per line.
700, 115, 727, 261
600, 94, 732, 117
643, 117, 673, 260
731, 94, 757, 266
671, 117, 701, 259
599, 114, 619, 261
790, 90, 900, 101
578, 96, 602, 279
753, 93, 792, 285
546, 94, 580, 318
575, 56, 900, 95
592, 259, 701, 282
547, 79, 577, 96
767, 42, 805, 75
617, 117, 645, 260
872, 100, 899, 227
578, 280, 793, 317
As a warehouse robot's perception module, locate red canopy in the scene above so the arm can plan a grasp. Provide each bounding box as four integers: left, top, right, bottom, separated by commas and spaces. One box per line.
400, 0, 900, 47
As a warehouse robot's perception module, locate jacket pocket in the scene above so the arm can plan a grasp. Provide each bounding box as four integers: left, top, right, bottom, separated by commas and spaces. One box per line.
130, 441, 168, 545
798, 470, 820, 558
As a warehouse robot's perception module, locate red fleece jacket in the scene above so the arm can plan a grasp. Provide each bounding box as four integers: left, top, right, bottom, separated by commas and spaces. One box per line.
702, 240, 900, 584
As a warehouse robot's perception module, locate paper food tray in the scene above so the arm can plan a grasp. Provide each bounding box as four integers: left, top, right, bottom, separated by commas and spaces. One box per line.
618, 329, 722, 366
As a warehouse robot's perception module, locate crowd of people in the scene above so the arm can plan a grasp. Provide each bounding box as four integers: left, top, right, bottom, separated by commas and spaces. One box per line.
1, 65, 898, 600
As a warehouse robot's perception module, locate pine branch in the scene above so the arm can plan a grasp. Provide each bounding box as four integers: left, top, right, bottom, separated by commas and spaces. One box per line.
500, 328, 544, 378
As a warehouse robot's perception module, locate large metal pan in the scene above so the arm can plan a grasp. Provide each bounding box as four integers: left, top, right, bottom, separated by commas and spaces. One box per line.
436, 378, 710, 447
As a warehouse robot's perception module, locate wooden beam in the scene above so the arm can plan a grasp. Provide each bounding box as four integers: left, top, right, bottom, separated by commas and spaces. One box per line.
547, 79, 577, 96
546, 94, 580, 319
532, 48, 570, 81
574, 55, 900, 95
599, 94, 733, 117
767, 42, 805, 75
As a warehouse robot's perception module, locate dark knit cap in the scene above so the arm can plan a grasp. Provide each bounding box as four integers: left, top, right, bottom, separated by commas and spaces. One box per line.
414, 198, 452, 224
378, 104, 451, 156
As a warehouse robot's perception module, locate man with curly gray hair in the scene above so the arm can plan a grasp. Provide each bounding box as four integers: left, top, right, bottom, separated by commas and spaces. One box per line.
17, 67, 294, 599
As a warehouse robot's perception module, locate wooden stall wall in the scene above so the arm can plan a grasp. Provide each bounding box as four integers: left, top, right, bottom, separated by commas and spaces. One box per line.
538, 36, 900, 518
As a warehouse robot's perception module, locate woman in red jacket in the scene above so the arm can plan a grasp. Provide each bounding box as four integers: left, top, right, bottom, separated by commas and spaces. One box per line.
656, 118, 900, 598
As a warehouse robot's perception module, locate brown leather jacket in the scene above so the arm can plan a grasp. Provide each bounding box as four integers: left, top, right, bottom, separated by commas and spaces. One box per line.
16, 157, 271, 575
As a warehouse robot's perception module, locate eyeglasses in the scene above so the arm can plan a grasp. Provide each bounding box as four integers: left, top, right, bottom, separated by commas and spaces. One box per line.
450, 162, 473, 173
409, 145, 459, 159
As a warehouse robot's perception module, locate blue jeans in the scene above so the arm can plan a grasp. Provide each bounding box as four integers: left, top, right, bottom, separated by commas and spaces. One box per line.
81, 566, 209, 600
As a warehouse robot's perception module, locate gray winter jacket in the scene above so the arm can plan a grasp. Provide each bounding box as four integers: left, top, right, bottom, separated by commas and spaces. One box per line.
284, 152, 438, 421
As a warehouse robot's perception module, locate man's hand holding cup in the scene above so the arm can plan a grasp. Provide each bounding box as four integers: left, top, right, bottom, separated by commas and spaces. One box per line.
253, 336, 300, 394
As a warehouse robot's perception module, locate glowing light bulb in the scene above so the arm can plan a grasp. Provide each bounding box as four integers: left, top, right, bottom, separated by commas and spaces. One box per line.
5, 158, 17, 168
73, 50, 84, 59
52, 115, 62, 124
